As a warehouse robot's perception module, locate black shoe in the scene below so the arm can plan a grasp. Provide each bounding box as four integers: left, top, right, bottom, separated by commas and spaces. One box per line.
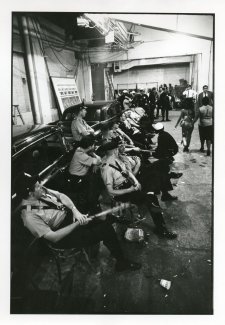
169, 172, 183, 179
155, 228, 178, 239
161, 119, 165, 122
207, 150, 210, 156
200, 147, 205, 152
166, 119, 171, 121
161, 194, 178, 201
115, 259, 142, 272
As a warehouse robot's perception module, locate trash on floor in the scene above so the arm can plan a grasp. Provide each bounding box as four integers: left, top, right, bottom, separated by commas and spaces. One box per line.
160, 279, 171, 290
124, 228, 145, 242
207, 260, 212, 263
173, 274, 178, 278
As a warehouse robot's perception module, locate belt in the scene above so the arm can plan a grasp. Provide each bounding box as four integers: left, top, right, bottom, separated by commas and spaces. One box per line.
21, 205, 66, 211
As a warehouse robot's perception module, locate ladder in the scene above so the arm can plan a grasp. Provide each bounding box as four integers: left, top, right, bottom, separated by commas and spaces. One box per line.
105, 70, 114, 100
12, 105, 25, 125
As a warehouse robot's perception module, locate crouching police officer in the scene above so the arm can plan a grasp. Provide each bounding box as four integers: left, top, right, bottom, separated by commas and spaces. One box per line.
17, 172, 141, 272
100, 140, 177, 239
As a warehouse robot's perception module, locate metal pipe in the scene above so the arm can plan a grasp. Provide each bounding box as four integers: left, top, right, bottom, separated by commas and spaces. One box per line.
20, 15, 42, 124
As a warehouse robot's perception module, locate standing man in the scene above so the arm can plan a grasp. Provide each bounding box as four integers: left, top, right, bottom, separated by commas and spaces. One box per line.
197, 85, 213, 107
159, 88, 171, 121
71, 105, 95, 143
182, 84, 197, 102
18, 173, 141, 272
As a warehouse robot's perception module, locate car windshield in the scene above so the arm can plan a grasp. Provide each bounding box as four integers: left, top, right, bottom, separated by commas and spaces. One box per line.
12, 132, 65, 195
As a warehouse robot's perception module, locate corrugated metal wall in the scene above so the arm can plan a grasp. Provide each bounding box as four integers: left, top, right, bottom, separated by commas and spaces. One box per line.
114, 63, 190, 90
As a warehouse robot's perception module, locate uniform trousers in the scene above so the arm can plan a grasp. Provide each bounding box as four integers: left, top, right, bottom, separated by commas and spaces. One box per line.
114, 188, 165, 229
54, 212, 124, 261
137, 160, 173, 194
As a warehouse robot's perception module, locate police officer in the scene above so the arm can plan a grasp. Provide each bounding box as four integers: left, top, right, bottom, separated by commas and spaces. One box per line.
100, 140, 177, 239
69, 135, 103, 215
152, 123, 178, 160
71, 105, 95, 142
18, 172, 141, 272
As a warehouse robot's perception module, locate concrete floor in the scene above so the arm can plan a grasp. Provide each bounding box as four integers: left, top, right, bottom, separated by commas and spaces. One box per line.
14, 110, 213, 314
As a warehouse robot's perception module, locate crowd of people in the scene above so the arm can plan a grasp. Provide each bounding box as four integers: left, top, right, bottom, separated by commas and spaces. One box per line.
18, 82, 213, 274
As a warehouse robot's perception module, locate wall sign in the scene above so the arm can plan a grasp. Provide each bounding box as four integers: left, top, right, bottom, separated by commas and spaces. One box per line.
51, 77, 81, 113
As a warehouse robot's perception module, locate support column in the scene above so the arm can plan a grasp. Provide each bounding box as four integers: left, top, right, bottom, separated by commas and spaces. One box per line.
21, 16, 42, 124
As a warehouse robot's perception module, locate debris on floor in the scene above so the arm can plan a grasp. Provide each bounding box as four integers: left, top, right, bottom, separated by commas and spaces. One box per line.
160, 279, 171, 290
124, 228, 145, 242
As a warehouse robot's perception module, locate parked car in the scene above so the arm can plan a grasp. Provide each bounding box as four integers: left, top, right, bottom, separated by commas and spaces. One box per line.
57, 100, 120, 143
12, 124, 73, 204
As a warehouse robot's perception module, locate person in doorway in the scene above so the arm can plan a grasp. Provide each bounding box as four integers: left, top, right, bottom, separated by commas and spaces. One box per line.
71, 106, 94, 143
175, 98, 195, 152
193, 96, 213, 156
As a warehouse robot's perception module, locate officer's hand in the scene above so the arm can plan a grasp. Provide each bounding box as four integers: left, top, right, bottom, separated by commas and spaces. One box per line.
134, 182, 141, 190
73, 213, 88, 225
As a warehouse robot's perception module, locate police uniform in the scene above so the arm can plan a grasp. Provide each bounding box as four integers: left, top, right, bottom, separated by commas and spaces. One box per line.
101, 152, 167, 231
119, 154, 173, 195
69, 147, 103, 214
71, 116, 94, 142
153, 130, 178, 159
21, 188, 67, 238
19, 173, 142, 271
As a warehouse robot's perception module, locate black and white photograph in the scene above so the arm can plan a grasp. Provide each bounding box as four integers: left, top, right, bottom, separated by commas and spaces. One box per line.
1, 0, 225, 323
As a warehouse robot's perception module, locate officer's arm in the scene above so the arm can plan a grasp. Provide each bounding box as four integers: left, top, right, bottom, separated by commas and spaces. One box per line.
43, 222, 81, 243
47, 189, 88, 225
127, 171, 141, 188
106, 183, 136, 196
132, 158, 141, 176
91, 153, 102, 165
117, 128, 134, 145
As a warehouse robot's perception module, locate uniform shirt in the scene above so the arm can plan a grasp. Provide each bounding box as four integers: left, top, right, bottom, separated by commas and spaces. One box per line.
183, 89, 197, 99
71, 116, 94, 141
21, 190, 66, 238
135, 106, 145, 117
69, 147, 96, 176
119, 154, 140, 173
101, 156, 128, 190
154, 131, 178, 159
197, 105, 213, 127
